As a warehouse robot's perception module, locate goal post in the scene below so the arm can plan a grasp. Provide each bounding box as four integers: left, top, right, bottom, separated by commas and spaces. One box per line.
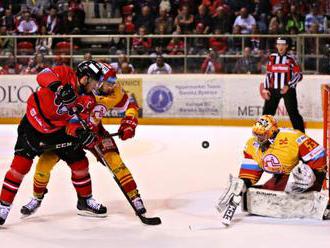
322, 84, 330, 194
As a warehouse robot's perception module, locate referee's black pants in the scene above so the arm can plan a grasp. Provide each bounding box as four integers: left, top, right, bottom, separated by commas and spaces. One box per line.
262, 88, 305, 133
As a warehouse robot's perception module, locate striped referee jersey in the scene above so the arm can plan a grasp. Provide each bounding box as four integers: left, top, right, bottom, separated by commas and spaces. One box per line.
264, 53, 303, 89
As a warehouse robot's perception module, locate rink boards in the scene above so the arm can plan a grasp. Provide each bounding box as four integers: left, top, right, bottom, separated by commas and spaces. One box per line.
0, 74, 327, 128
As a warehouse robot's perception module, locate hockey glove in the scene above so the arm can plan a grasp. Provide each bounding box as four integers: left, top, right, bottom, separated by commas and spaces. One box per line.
118, 116, 138, 140
55, 84, 77, 106
285, 163, 316, 193
76, 128, 97, 149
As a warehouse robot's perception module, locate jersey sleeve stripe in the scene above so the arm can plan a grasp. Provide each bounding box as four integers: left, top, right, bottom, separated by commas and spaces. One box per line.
301, 146, 324, 162
241, 162, 262, 171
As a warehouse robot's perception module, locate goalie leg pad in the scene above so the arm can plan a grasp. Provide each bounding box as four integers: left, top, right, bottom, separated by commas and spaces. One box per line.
247, 188, 329, 220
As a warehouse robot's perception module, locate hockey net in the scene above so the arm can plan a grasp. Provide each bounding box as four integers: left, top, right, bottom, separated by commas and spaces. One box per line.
322, 84, 330, 193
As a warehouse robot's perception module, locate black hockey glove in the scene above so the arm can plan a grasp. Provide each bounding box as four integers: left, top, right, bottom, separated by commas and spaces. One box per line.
76, 128, 97, 148
55, 84, 77, 106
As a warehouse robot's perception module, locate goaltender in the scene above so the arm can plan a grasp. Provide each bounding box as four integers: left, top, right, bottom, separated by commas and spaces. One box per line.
217, 115, 329, 222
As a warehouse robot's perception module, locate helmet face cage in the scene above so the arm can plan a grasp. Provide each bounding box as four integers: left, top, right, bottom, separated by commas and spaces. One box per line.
252, 115, 278, 144
76, 60, 103, 81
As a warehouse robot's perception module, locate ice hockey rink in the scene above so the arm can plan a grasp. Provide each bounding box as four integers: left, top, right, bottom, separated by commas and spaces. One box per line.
0, 124, 330, 248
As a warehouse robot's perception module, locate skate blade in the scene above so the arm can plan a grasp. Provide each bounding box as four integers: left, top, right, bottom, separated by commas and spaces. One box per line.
20, 209, 39, 219
77, 210, 108, 218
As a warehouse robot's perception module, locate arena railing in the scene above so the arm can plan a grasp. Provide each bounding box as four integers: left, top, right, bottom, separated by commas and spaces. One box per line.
0, 34, 329, 74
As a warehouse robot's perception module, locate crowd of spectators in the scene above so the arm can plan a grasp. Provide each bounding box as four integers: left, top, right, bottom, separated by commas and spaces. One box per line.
0, 0, 330, 74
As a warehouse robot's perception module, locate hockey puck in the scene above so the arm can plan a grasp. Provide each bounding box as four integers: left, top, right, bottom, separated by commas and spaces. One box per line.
202, 141, 209, 149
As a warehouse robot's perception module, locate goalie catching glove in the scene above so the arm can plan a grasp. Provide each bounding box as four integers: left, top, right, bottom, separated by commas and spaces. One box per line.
284, 163, 316, 193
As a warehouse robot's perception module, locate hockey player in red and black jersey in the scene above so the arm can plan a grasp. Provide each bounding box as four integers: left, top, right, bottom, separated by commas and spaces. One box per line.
0, 61, 108, 225
20, 63, 148, 219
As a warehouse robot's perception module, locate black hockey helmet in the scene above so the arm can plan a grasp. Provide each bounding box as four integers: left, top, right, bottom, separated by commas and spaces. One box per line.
76, 60, 103, 81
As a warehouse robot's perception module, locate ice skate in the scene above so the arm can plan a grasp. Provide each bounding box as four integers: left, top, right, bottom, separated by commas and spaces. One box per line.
77, 196, 107, 217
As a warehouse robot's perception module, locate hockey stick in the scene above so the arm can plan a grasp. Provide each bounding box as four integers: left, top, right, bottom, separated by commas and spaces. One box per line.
71, 110, 162, 225
39, 132, 121, 152
93, 145, 162, 225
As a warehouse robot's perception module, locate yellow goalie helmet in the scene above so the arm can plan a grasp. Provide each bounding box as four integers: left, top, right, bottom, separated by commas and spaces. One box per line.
252, 115, 278, 144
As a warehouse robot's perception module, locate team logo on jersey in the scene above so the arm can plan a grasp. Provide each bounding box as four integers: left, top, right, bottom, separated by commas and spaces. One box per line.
147, 86, 173, 113
262, 154, 282, 173
279, 137, 288, 145
92, 104, 107, 120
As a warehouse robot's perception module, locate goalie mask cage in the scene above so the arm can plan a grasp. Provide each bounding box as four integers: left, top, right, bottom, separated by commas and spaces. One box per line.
322, 84, 330, 195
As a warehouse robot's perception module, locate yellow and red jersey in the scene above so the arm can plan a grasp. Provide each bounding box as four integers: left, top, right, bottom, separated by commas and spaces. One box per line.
239, 128, 326, 185
89, 82, 139, 126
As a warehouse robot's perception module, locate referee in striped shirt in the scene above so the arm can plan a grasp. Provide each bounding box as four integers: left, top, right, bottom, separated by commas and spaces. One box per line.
260, 37, 305, 132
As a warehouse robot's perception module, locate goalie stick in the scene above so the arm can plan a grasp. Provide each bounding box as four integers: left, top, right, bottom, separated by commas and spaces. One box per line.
71, 108, 161, 225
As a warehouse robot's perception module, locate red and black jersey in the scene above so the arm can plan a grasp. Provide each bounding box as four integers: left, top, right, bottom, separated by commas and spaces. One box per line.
26, 66, 92, 134
263, 53, 303, 89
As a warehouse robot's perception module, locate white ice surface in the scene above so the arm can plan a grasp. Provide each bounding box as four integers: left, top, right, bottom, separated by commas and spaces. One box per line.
0, 125, 329, 248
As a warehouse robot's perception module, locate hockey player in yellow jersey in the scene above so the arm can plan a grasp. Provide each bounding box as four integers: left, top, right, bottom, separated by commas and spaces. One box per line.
239, 114, 326, 191
216, 115, 328, 223
20, 62, 146, 217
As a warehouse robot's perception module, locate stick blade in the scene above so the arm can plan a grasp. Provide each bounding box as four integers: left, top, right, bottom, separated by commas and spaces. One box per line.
139, 214, 162, 225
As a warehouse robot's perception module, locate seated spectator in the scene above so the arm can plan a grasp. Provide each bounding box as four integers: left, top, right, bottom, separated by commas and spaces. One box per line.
195, 4, 212, 34
132, 26, 152, 55
136, 0, 158, 13
286, 5, 304, 33
1, 8, 16, 33
154, 8, 173, 34
167, 32, 184, 55
189, 23, 209, 55
83, 52, 93, 60
305, 3, 327, 33
202, 0, 224, 16
26, 0, 52, 16
233, 47, 258, 74
0, 52, 23, 74
62, 8, 82, 34
109, 23, 127, 54
201, 48, 223, 73
252, 0, 271, 33
17, 10, 39, 35
35, 25, 53, 55
68, 0, 85, 29
43, 6, 61, 35
233, 7, 256, 34
228, 25, 242, 54
209, 28, 228, 54
256, 49, 268, 74
134, 5, 154, 33
269, 9, 287, 34
212, 6, 231, 33
248, 25, 266, 54
123, 15, 135, 34
110, 54, 135, 73
153, 24, 170, 55
0, 26, 14, 54
159, 0, 171, 13
147, 55, 172, 74
24, 53, 49, 74
174, 5, 194, 34
305, 23, 321, 55
119, 62, 134, 74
